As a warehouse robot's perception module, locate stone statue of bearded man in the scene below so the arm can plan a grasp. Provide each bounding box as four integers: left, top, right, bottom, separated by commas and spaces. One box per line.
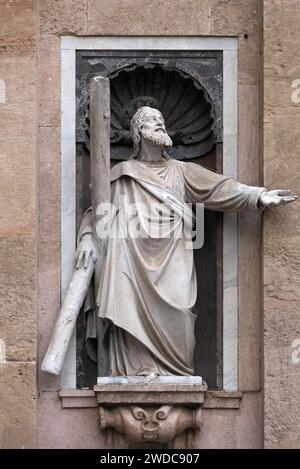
76, 106, 297, 378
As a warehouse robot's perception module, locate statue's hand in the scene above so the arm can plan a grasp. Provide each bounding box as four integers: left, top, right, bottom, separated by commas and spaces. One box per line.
259, 189, 298, 208
75, 233, 98, 270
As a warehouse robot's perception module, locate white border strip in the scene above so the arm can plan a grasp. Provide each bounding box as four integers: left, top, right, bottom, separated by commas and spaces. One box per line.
60, 47, 77, 388
60, 36, 238, 390
61, 36, 238, 51
222, 50, 238, 391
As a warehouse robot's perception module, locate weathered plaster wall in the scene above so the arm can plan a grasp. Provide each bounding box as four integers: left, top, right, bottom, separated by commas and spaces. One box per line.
263, 0, 300, 449
0, 0, 38, 448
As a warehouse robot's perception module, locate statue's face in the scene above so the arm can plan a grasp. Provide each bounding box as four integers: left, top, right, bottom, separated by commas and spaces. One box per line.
140, 109, 173, 148
141, 109, 166, 134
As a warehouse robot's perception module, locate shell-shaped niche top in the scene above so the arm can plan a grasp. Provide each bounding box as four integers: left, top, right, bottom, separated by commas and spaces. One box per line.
86, 65, 216, 160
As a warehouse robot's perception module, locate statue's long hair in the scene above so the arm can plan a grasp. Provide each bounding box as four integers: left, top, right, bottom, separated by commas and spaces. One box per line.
130, 106, 170, 160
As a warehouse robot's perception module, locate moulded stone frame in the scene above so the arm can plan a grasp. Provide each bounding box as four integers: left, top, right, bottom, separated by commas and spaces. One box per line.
60, 36, 238, 391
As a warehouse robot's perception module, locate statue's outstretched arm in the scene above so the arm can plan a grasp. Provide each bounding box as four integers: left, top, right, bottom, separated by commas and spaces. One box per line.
181, 161, 298, 211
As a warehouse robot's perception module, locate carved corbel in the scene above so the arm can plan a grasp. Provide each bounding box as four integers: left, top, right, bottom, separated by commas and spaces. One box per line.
94, 377, 207, 449
99, 405, 202, 447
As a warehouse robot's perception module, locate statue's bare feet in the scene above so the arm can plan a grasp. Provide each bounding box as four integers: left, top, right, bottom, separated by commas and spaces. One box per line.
137, 369, 158, 379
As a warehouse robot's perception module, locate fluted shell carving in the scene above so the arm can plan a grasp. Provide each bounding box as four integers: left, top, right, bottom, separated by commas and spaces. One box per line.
85, 65, 216, 160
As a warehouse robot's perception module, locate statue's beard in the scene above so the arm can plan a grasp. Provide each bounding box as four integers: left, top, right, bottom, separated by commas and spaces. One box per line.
141, 128, 173, 148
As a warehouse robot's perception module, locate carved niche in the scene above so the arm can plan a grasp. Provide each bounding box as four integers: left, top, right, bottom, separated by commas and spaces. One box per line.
76, 50, 224, 391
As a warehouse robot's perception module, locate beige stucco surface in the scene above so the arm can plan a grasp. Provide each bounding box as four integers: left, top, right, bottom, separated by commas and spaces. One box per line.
0, 0, 38, 449
263, 0, 300, 449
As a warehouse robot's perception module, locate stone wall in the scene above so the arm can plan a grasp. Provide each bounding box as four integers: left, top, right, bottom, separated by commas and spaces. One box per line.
263, 0, 300, 449
0, 0, 38, 448
1, 0, 299, 449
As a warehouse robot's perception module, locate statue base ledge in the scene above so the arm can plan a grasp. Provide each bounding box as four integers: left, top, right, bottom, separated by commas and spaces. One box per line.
97, 375, 203, 385
94, 376, 207, 405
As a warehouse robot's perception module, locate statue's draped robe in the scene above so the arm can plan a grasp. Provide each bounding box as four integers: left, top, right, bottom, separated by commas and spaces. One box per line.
80, 159, 266, 376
